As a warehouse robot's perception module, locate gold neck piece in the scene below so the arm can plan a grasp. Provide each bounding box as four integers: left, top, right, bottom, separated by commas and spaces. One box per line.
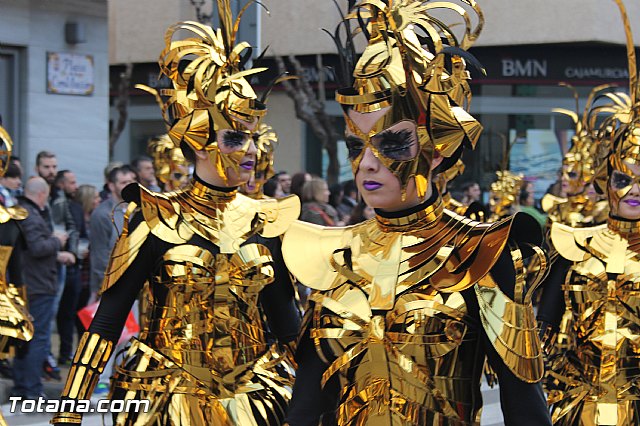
187, 179, 238, 204
608, 216, 640, 235
375, 196, 444, 232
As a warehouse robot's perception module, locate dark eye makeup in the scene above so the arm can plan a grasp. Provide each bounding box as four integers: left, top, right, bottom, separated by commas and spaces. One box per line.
221, 131, 247, 148
377, 129, 416, 160
345, 136, 365, 160
611, 171, 633, 189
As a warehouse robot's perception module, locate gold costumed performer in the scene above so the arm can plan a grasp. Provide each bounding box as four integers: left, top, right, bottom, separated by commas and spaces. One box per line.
148, 134, 192, 192
537, 1, 640, 424
241, 123, 278, 199
0, 126, 33, 426
283, 1, 551, 424
51, 10, 301, 426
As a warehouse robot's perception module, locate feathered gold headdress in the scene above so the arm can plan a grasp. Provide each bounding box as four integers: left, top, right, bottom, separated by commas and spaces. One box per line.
552, 83, 616, 196
159, 12, 268, 151
254, 123, 278, 182
334, 0, 484, 198
591, 0, 640, 203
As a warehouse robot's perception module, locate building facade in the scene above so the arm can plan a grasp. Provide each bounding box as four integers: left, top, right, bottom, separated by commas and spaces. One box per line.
0, 0, 109, 187
110, 0, 640, 195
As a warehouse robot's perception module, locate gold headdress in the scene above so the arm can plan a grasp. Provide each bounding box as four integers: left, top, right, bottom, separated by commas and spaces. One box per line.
0, 125, 13, 178
553, 83, 616, 197
590, 0, 640, 214
157, 4, 268, 183
489, 170, 523, 220
334, 0, 484, 199
147, 134, 191, 190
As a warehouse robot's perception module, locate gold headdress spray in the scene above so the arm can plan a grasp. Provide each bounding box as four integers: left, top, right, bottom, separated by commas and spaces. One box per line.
552, 82, 616, 196
156, 1, 269, 183
591, 0, 640, 211
334, 0, 484, 200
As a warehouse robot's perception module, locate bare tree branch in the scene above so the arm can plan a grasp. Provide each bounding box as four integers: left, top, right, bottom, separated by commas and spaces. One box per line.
109, 62, 133, 159
275, 55, 341, 184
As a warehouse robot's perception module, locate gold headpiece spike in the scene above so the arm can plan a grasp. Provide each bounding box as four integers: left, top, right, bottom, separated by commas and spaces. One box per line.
612, 0, 637, 106
135, 84, 172, 131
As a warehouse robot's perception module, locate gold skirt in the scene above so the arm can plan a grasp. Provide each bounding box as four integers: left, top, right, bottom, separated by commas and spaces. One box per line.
109, 339, 294, 426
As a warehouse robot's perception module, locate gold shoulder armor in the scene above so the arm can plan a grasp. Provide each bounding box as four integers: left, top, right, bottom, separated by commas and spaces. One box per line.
0, 205, 28, 223
550, 221, 601, 262
282, 220, 350, 291
99, 202, 150, 295
139, 185, 191, 244
541, 193, 567, 215
257, 194, 300, 238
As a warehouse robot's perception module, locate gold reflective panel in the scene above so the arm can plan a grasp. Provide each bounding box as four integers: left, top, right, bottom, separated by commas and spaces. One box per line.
282, 200, 546, 424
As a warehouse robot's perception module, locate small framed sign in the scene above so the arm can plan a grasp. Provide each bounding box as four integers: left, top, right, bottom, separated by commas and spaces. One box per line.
47, 52, 94, 96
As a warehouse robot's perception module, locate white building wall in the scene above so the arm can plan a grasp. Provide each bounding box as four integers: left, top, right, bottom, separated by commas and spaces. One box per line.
0, 0, 108, 188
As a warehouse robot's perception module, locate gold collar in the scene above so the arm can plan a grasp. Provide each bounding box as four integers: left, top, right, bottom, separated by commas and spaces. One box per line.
187, 179, 238, 204
608, 216, 640, 235
375, 196, 444, 232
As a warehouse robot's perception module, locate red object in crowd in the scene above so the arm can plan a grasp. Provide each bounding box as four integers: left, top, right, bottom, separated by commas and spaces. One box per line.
77, 301, 139, 344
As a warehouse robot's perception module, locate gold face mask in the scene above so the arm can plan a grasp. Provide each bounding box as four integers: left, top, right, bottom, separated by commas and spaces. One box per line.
335, 0, 483, 200
148, 134, 192, 190
243, 123, 277, 196
608, 151, 640, 216
158, 18, 267, 184
0, 126, 13, 178
489, 171, 523, 218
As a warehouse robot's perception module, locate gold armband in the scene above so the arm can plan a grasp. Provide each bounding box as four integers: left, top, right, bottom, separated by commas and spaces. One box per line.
51, 332, 113, 424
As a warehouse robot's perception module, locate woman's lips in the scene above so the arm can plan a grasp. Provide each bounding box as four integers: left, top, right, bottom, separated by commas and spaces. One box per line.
624, 199, 640, 207
363, 180, 383, 191
240, 161, 255, 170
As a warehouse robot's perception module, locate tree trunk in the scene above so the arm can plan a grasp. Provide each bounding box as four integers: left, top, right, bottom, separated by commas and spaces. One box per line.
109, 63, 133, 159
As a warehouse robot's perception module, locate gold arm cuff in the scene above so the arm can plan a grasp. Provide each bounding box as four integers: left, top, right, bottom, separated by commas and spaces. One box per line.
50, 412, 82, 424
475, 283, 544, 383
62, 332, 114, 400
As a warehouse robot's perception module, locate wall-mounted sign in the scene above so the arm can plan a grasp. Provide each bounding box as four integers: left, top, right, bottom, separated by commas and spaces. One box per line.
47, 52, 94, 96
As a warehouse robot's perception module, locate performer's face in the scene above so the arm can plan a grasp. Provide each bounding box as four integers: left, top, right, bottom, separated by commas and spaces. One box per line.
561, 163, 584, 197
610, 159, 640, 220
346, 107, 441, 212
196, 118, 258, 187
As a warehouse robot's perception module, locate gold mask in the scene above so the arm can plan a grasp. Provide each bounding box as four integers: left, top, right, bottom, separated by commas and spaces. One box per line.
243, 123, 278, 196
148, 134, 192, 190
0, 125, 13, 178
158, 10, 267, 184
335, 0, 484, 200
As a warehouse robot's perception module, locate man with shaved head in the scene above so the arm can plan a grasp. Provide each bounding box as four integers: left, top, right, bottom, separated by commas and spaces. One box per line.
12, 177, 73, 399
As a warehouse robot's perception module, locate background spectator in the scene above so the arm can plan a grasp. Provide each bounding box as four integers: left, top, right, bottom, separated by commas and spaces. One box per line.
12, 177, 71, 398
0, 162, 21, 207
276, 171, 292, 196
347, 200, 376, 225
338, 180, 358, 219
300, 177, 343, 226
132, 155, 161, 192
290, 172, 311, 200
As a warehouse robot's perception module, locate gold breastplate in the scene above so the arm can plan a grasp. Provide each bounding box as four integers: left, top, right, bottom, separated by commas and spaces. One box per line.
141, 243, 275, 388
284, 199, 545, 425
553, 220, 640, 389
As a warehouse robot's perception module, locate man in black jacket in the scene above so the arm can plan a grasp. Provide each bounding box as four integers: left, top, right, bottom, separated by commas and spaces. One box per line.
11, 177, 73, 398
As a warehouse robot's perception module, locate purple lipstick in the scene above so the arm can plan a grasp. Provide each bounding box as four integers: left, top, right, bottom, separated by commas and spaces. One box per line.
240, 161, 255, 171
624, 199, 640, 207
363, 180, 383, 191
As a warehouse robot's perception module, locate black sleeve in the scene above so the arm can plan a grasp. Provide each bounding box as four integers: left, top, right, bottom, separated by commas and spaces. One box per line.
485, 342, 552, 426
483, 250, 552, 426
536, 256, 571, 331
87, 216, 152, 343
259, 236, 301, 343
1, 221, 23, 286
286, 329, 340, 426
